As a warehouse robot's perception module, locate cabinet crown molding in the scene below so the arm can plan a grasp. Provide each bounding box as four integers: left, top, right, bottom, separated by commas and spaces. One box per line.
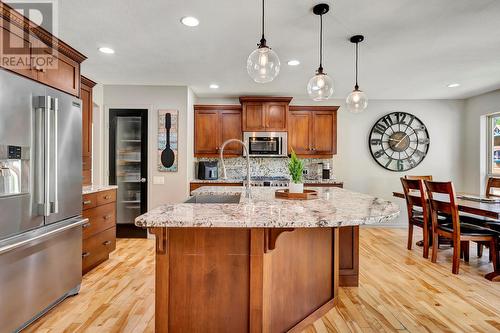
239, 96, 293, 103
81, 75, 97, 88
289, 105, 340, 112
0, 2, 87, 63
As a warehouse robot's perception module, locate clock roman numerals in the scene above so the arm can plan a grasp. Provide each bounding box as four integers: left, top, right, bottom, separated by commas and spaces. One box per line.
369, 112, 429, 172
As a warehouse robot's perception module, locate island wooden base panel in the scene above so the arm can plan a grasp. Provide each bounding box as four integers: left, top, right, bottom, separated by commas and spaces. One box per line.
149, 227, 340, 333
23, 228, 500, 333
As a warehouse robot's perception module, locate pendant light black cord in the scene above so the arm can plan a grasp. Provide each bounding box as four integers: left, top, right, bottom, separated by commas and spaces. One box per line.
318, 14, 323, 73
259, 0, 266, 47
355, 41, 359, 90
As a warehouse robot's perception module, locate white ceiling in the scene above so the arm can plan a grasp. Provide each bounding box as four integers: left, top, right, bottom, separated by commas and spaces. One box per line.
58, 0, 500, 100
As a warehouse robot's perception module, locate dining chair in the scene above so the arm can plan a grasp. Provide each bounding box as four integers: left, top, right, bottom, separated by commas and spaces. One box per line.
424, 180, 498, 275
466, 177, 500, 258
401, 178, 431, 258
486, 177, 500, 197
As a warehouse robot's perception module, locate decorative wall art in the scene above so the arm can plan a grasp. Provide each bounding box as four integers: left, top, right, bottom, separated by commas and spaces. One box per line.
158, 110, 178, 172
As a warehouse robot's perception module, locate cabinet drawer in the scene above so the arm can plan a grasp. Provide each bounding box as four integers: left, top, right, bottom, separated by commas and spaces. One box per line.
82, 193, 97, 210
82, 227, 116, 274
82, 203, 116, 239
96, 189, 116, 205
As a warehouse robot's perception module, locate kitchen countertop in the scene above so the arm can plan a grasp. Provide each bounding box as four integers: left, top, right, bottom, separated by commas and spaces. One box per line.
82, 184, 118, 195
135, 186, 399, 228
190, 178, 343, 185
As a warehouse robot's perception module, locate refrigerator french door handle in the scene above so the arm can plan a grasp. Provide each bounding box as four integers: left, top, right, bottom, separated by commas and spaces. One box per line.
50, 97, 59, 214
44, 96, 51, 217
34, 100, 45, 215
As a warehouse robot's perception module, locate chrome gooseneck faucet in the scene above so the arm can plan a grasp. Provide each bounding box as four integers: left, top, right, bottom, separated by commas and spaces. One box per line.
220, 139, 251, 198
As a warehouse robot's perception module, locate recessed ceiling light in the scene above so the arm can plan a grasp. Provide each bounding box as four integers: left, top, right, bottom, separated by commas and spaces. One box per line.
287, 60, 300, 66
209, 84, 219, 89
447, 83, 460, 88
99, 47, 115, 54
181, 16, 199, 27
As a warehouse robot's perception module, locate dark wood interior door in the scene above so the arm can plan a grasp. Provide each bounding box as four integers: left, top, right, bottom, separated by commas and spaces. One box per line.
220, 109, 242, 155
288, 111, 313, 155
265, 102, 287, 131
312, 111, 336, 155
194, 110, 220, 155
243, 102, 265, 131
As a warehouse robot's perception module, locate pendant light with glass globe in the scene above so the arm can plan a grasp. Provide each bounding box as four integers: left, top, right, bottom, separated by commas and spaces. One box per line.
307, 4, 334, 101
247, 0, 280, 83
346, 35, 368, 113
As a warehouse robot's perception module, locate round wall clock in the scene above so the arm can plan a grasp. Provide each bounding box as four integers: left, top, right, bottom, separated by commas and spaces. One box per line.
368, 112, 430, 172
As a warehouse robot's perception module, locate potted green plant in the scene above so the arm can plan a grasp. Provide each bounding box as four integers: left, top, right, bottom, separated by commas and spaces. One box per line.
288, 150, 304, 193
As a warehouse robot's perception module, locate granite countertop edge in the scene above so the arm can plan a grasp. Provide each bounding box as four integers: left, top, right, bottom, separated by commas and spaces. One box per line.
82, 184, 119, 195
135, 187, 400, 228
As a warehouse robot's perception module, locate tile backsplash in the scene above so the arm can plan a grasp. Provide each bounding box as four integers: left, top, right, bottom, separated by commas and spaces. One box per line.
195, 157, 334, 180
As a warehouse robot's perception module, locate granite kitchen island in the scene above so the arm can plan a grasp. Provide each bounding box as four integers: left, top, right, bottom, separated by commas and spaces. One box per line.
135, 187, 399, 333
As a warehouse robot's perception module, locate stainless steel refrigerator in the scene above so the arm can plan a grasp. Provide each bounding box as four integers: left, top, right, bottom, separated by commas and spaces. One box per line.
0, 69, 85, 332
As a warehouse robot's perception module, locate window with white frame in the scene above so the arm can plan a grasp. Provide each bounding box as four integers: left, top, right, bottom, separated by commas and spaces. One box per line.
487, 113, 500, 176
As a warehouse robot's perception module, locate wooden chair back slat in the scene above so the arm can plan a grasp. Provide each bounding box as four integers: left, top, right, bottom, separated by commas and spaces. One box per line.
405, 175, 433, 181
486, 177, 500, 197
424, 180, 460, 235
400, 178, 427, 211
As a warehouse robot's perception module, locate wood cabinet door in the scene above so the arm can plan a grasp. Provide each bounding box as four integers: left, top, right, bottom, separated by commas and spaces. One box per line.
288, 111, 313, 155
37, 50, 80, 96
194, 110, 220, 155
0, 23, 38, 79
81, 82, 92, 157
220, 110, 242, 155
265, 102, 288, 131
242, 102, 265, 131
312, 111, 337, 155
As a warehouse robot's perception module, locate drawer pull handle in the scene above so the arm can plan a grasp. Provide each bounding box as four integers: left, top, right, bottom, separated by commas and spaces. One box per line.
82, 252, 91, 258
83, 200, 92, 205
103, 215, 112, 220
104, 195, 111, 199
82, 222, 91, 228
103, 240, 112, 246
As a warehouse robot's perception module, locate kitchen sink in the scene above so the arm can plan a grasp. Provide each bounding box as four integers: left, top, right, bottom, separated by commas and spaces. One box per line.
184, 194, 241, 204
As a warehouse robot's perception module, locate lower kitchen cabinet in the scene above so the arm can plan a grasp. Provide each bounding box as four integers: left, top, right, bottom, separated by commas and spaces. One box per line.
82, 189, 117, 274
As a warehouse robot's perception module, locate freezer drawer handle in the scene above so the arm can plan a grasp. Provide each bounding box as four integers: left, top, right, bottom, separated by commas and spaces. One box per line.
0, 219, 86, 255
103, 240, 112, 246
82, 252, 91, 258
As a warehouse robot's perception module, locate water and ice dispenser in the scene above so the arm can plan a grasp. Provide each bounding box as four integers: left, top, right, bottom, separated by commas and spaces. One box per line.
0, 145, 28, 196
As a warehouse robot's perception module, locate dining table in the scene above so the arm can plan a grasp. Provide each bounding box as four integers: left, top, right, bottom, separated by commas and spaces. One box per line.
393, 191, 500, 281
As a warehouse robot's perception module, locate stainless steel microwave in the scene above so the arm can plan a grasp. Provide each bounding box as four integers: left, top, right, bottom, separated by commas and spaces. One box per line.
243, 132, 288, 157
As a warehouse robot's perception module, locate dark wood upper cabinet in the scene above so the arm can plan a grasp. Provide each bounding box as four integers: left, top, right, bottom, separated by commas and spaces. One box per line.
288, 111, 313, 155
240, 96, 292, 132
288, 106, 338, 158
81, 76, 97, 186
0, 2, 86, 97
194, 105, 242, 157
220, 110, 243, 155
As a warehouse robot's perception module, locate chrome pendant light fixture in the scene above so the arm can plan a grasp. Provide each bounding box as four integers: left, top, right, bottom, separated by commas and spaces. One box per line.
307, 3, 333, 101
247, 0, 280, 83
346, 35, 368, 113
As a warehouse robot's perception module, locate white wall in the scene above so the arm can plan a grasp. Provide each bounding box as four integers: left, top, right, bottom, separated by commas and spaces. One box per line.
102, 85, 190, 209
92, 84, 105, 185
198, 97, 467, 226
463, 89, 500, 194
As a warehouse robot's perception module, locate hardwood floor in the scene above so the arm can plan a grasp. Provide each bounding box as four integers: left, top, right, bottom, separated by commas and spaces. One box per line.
25, 228, 500, 333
